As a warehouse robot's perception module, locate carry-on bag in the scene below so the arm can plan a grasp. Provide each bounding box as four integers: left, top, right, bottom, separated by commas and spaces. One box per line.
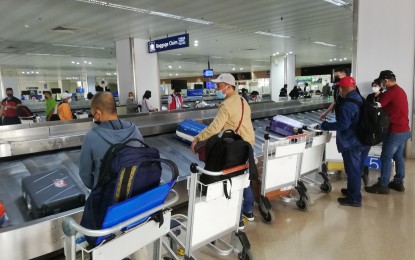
22, 169, 86, 219
176, 119, 207, 143
268, 115, 305, 136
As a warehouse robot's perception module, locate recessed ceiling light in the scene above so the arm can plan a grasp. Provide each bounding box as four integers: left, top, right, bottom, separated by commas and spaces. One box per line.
232, 68, 236, 71
22, 72, 25, 74
340, 59, 343, 61
344, 58, 347, 60
175, 74, 178, 76
24, 24, 29, 28
89, 62, 92, 64
169, 74, 172, 76
113, 73, 117, 75
36, 72, 39, 74
240, 68, 243, 70
334, 58, 337, 61
84, 61, 87, 63
71, 61, 75, 64
289, 51, 293, 54
168, 65, 172, 69
178, 66, 181, 68
272, 53, 276, 56
330, 59, 333, 61
31, 71, 34, 74
76, 62, 80, 65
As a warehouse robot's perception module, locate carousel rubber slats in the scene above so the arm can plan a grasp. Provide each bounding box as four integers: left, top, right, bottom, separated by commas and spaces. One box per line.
21, 168, 85, 219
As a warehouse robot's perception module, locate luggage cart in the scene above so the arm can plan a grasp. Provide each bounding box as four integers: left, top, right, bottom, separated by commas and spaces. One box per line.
298, 128, 332, 195
163, 163, 252, 260
258, 133, 308, 224
62, 162, 180, 260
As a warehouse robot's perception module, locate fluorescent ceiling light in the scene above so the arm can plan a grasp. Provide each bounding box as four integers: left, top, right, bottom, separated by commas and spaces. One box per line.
314, 41, 336, 47
183, 18, 213, 25
255, 31, 290, 38
26, 53, 70, 57
324, 0, 351, 7
53, 43, 105, 50
149, 11, 183, 20
211, 56, 222, 59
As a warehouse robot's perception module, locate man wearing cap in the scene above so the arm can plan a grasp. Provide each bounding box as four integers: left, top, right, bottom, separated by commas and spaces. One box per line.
365, 70, 411, 194
58, 92, 73, 120
320, 76, 369, 207
191, 73, 255, 228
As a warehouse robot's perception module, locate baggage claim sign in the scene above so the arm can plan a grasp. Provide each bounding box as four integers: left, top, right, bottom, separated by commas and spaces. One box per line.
148, 33, 189, 53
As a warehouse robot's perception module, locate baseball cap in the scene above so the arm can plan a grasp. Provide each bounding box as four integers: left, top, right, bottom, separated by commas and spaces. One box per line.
211, 73, 236, 86
61, 92, 72, 99
338, 76, 356, 88
377, 70, 395, 80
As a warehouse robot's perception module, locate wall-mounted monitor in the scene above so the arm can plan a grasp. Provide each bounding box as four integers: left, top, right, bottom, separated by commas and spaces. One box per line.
204, 81, 216, 89
232, 72, 251, 80
171, 80, 188, 90
194, 84, 203, 89
51, 88, 61, 94
203, 69, 214, 78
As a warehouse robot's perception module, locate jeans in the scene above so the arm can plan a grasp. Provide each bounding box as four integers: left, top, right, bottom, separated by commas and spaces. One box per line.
342, 145, 370, 203
378, 131, 411, 186
240, 185, 254, 221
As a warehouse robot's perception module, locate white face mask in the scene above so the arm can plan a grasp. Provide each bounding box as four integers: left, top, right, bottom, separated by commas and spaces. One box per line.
129, 96, 134, 100
67, 99, 72, 103
372, 87, 380, 93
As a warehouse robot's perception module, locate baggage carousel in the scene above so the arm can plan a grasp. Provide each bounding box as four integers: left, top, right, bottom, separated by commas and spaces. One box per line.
0, 99, 330, 259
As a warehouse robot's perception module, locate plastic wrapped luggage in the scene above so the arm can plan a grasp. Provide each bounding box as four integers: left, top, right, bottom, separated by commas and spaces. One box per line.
176, 119, 207, 143
268, 115, 304, 136
21, 169, 86, 219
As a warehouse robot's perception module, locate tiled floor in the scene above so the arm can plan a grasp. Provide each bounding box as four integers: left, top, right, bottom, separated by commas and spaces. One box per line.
51, 159, 415, 260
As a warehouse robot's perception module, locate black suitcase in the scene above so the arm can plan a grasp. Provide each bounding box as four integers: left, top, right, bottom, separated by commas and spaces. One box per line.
22, 169, 86, 219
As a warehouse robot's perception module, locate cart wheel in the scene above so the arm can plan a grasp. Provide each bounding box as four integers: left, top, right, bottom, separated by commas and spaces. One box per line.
320, 182, 332, 193
238, 248, 253, 260
362, 166, 369, 187
296, 198, 308, 211
259, 207, 275, 223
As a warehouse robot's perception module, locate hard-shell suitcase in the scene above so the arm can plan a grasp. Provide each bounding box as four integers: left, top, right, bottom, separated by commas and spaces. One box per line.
21, 169, 86, 219
268, 115, 304, 136
176, 119, 207, 143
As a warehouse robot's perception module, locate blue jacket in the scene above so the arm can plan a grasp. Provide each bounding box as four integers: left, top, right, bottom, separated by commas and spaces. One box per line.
321, 90, 363, 153
79, 120, 143, 189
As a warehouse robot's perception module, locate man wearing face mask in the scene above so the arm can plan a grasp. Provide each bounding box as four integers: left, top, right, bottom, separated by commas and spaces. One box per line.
0, 88, 22, 125
320, 77, 369, 207
57, 92, 73, 120
320, 68, 349, 120
191, 73, 255, 229
126, 91, 138, 114
366, 80, 383, 104
79, 92, 143, 189
365, 70, 411, 194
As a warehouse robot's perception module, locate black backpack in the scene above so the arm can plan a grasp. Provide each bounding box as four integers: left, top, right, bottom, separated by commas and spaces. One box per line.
200, 130, 257, 198
345, 97, 389, 146
80, 138, 176, 245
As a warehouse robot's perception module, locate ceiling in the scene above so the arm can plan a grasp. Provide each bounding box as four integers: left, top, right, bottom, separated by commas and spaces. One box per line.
0, 0, 353, 82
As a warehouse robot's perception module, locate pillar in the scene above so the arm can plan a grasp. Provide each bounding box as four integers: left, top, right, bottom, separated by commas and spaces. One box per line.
352, 0, 415, 158
270, 54, 296, 102
115, 38, 160, 109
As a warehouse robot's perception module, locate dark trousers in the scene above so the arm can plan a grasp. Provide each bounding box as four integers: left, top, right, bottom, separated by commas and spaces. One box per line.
341, 145, 370, 203
2, 116, 21, 125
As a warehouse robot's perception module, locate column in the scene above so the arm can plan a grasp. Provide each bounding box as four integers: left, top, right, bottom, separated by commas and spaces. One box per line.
115, 38, 160, 109
0, 68, 20, 99
270, 54, 296, 102
352, 0, 415, 158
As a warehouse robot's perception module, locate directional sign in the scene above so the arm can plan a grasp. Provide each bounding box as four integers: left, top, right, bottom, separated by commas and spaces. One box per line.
148, 34, 189, 53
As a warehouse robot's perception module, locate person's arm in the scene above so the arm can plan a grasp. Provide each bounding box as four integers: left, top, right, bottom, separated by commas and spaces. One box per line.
320, 105, 353, 131
378, 90, 393, 107
320, 101, 335, 120
167, 95, 173, 110
146, 99, 158, 112
0, 105, 4, 117
79, 135, 94, 189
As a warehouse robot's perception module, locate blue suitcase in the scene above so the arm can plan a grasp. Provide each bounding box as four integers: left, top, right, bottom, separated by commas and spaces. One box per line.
176, 119, 207, 143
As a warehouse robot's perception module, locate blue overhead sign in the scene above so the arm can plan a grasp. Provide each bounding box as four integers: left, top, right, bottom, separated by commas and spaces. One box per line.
148, 33, 189, 53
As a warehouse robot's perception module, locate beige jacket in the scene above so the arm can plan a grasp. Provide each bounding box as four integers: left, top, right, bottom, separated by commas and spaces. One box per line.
194, 94, 255, 144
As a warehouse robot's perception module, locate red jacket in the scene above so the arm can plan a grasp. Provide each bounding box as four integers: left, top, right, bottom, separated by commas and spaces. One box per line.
168, 94, 183, 110
379, 84, 410, 133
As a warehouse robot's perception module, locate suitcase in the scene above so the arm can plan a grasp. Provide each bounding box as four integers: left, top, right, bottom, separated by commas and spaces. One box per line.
176, 119, 207, 143
268, 115, 304, 136
22, 169, 86, 219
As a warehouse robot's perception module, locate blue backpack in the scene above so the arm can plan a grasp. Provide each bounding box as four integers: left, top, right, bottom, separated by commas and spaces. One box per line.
80, 138, 176, 245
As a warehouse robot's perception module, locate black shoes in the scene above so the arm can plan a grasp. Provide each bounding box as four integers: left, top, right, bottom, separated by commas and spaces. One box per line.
337, 197, 361, 207
242, 212, 255, 222
388, 182, 405, 192
340, 188, 348, 196
364, 183, 390, 194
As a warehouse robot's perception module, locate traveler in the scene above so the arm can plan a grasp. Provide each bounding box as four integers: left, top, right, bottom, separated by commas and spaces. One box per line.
44, 91, 58, 121
241, 88, 250, 103
0, 88, 22, 125
168, 89, 183, 110
79, 92, 144, 189
322, 83, 331, 97
365, 70, 411, 194
279, 84, 288, 97
365, 80, 382, 104
320, 76, 370, 207
289, 86, 300, 100
140, 90, 158, 113
320, 68, 349, 120
57, 93, 73, 120
191, 73, 255, 229
126, 92, 138, 114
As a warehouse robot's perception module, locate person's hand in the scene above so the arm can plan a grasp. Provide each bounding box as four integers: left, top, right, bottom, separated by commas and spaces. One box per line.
319, 112, 328, 120
191, 140, 198, 153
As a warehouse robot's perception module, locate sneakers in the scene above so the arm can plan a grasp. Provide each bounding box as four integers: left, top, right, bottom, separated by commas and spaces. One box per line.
388, 181, 405, 192
238, 221, 244, 230
242, 212, 255, 222
340, 188, 348, 196
337, 197, 361, 207
364, 183, 390, 194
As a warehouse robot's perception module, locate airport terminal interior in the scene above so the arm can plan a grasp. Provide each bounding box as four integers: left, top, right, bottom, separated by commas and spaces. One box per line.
0, 0, 414, 259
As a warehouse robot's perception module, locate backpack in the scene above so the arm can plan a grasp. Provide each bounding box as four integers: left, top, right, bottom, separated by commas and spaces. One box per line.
199, 130, 258, 198
344, 97, 389, 146
16, 106, 34, 118
80, 138, 166, 245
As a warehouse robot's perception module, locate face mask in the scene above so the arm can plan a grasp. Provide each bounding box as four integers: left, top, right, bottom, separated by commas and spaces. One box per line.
372, 87, 380, 93
129, 96, 134, 100
93, 118, 101, 125
6, 93, 13, 98
215, 90, 226, 99
67, 99, 72, 103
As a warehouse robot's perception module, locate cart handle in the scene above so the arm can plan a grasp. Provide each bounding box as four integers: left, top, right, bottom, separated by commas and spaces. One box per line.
263, 133, 308, 141
190, 163, 249, 176
62, 189, 179, 238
